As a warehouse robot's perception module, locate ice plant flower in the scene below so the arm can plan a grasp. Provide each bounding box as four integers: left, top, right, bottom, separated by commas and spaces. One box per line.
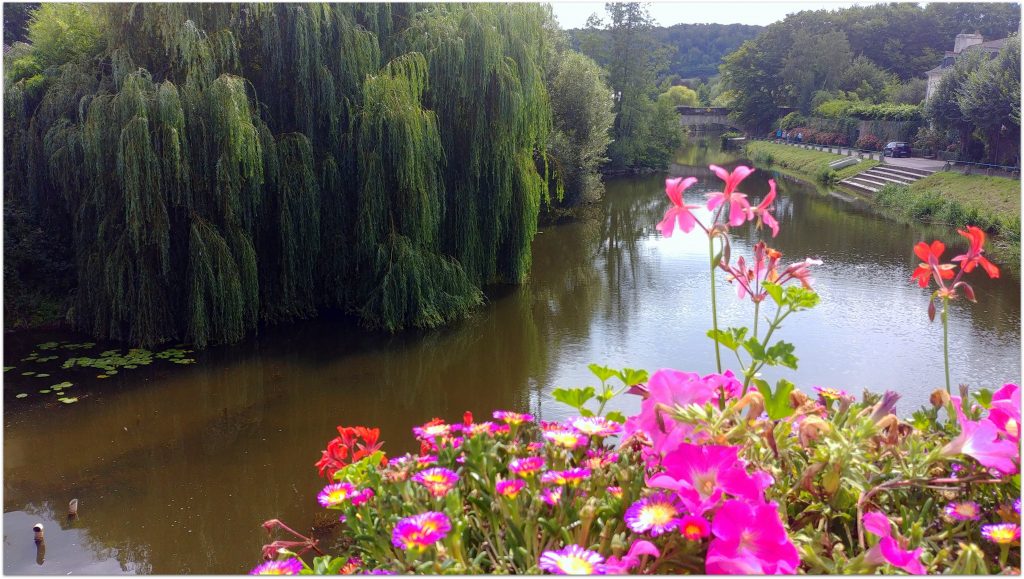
582, 449, 619, 470
541, 468, 591, 486
1015, 498, 1021, 515
496, 479, 526, 499
540, 487, 563, 506
412, 467, 459, 497
944, 501, 981, 521
941, 396, 1019, 474
862, 511, 926, 574
539, 545, 606, 575
911, 240, 955, 288
952, 225, 999, 278
543, 429, 589, 449
604, 540, 659, 574
250, 559, 304, 575
679, 514, 710, 541
656, 176, 701, 237
391, 512, 451, 551
624, 492, 684, 536
747, 178, 779, 237
981, 523, 1021, 544
707, 164, 753, 226
492, 410, 534, 425
570, 416, 622, 438
317, 482, 360, 508
648, 442, 769, 514
412, 419, 455, 441
705, 499, 800, 574
606, 486, 623, 499
509, 456, 545, 477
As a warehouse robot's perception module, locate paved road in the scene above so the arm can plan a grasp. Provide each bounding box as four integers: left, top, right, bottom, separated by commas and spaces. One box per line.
883, 156, 946, 171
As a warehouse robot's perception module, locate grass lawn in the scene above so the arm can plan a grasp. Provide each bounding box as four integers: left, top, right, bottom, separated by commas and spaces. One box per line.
743, 141, 880, 183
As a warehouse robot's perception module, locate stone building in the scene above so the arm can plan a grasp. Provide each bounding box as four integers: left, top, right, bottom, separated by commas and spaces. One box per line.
924, 33, 1009, 101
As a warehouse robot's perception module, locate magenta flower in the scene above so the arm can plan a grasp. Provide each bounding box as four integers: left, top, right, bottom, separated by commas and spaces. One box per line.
988, 383, 1020, 443
636, 369, 720, 450
943, 501, 981, 521
1015, 498, 1021, 515
391, 511, 451, 551
657, 176, 702, 237
747, 178, 779, 237
415, 455, 438, 466
466, 421, 496, 436
412, 420, 456, 440
412, 467, 459, 497
496, 479, 526, 499
493, 410, 534, 425
624, 492, 684, 536
705, 499, 800, 574
679, 514, 710, 541
606, 486, 623, 499
317, 482, 359, 508
539, 545, 606, 575
540, 487, 563, 506
648, 442, 770, 514
250, 559, 303, 575
509, 456, 545, 478
604, 540, 659, 574
543, 429, 589, 449
570, 416, 622, 438
581, 449, 619, 470
541, 468, 591, 486
862, 511, 926, 574
982, 523, 1021, 544
706, 164, 753, 227
941, 396, 1019, 474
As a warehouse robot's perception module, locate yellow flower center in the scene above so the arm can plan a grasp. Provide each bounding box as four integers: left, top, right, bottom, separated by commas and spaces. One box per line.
640, 503, 677, 527
557, 556, 594, 575
990, 527, 1018, 543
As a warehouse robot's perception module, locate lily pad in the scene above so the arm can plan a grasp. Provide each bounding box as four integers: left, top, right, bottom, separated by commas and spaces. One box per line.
15, 393, 28, 399
21, 371, 36, 376
58, 397, 79, 404
97, 375, 109, 379
38, 389, 51, 394
4, 367, 13, 372
35, 373, 50, 378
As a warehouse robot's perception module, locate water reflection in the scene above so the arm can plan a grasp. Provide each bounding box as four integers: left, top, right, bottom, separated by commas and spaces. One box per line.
4, 135, 1019, 574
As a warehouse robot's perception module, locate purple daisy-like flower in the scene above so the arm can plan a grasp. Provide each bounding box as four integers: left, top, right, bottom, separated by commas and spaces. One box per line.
413, 467, 459, 497
539, 545, 606, 575
493, 410, 535, 425
981, 523, 1021, 544
624, 492, 684, 536
412, 421, 454, 440
467, 421, 496, 436
509, 456, 545, 477
943, 501, 981, 521
541, 468, 591, 486
571, 416, 622, 438
582, 449, 619, 469
391, 511, 451, 550
543, 429, 589, 449
496, 479, 526, 499
415, 455, 438, 466
541, 486, 563, 506
317, 482, 360, 508
250, 559, 303, 575
1015, 498, 1021, 515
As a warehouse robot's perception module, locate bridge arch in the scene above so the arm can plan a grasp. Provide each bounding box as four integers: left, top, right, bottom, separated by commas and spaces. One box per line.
675, 106, 743, 133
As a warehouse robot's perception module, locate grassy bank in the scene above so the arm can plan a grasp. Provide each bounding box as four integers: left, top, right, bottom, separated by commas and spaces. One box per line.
875, 173, 1021, 266
744, 141, 880, 185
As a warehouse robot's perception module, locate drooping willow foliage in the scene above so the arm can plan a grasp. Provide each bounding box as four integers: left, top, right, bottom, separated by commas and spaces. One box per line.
5, 3, 556, 347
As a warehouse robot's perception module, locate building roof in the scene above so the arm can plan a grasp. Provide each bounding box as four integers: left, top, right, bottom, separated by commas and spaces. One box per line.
923, 36, 1009, 77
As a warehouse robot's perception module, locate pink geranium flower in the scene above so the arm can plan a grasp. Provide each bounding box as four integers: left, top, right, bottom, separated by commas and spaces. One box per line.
941, 396, 1019, 474
657, 177, 702, 237
862, 511, 926, 575
705, 499, 800, 574
604, 540, 659, 574
747, 178, 780, 237
707, 164, 753, 227
648, 442, 770, 514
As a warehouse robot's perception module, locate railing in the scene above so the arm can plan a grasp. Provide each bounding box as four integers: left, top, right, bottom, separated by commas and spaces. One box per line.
940, 159, 1020, 179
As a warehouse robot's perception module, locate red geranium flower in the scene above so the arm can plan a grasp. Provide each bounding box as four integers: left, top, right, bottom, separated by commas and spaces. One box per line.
952, 226, 999, 279
910, 240, 955, 288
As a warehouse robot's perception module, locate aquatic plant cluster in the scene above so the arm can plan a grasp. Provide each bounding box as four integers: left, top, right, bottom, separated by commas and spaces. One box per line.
253, 166, 1019, 574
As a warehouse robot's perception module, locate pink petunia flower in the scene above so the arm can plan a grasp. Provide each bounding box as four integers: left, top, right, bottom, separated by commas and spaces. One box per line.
412, 467, 459, 497
635, 369, 720, 451
539, 545, 606, 575
705, 499, 800, 574
706, 164, 754, 227
647, 442, 770, 514
862, 511, 926, 574
981, 523, 1021, 544
657, 177, 702, 237
624, 492, 684, 536
496, 479, 526, 499
941, 396, 1019, 474
509, 456, 545, 478
391, 512, 451, 551
988, 383, 1020, 443
250, 559, 303, 575
604, 540, 659, 574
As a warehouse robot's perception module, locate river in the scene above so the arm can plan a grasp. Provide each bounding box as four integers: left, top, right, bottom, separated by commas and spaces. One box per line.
4, 135, 1020, 573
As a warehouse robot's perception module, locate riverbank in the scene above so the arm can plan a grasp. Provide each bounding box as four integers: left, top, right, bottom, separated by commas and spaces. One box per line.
744, 141, 879, 184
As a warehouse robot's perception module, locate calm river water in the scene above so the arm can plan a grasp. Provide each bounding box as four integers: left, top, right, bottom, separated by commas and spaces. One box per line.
4, 136, 1020, 573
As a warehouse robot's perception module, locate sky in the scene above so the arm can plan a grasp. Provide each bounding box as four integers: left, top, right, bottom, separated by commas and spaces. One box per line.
550, 1, 882, 28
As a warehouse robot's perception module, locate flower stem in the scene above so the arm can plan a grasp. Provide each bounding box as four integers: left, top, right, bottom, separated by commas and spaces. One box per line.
709, 234, 722, 373
942, 296, 951, 394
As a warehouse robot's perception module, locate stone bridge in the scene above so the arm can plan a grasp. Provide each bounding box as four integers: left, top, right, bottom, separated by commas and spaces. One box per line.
676, 106, 799, 132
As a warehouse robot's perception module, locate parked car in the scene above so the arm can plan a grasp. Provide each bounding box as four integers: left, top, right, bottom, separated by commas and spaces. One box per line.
884, 142, 912, 158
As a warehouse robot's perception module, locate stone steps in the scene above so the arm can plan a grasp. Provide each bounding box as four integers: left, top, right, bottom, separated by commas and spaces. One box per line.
840, 164, 935, 195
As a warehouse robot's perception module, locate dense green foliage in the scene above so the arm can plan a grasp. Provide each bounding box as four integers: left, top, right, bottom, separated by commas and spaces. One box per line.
3, 2, 37, 44
575, 3, 684, 169
657, 84, 698, 108
720, 3, 1020, 132
4, 3, 560, 347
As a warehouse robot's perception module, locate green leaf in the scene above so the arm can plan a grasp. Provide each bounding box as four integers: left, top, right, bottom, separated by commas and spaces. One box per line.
763, 281, 783, 306
552, 386, 596, 410
707, 327, 747, 351
765, 341, 798, 369
742, 337, 766, 361
605, 411, 627, 424
785, 286, 820, 310
756, 379, 797, 420
588, 364, 619, 384
619, 368, 649, 386
972, 388, 993, 409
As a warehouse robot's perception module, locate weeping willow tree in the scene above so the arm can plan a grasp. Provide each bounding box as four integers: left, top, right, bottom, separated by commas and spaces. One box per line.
4, 3, 554, 348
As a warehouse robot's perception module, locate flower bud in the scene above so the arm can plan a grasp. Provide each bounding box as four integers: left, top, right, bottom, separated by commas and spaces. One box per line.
610, 533, 627, 555
930, 389, 950, 408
